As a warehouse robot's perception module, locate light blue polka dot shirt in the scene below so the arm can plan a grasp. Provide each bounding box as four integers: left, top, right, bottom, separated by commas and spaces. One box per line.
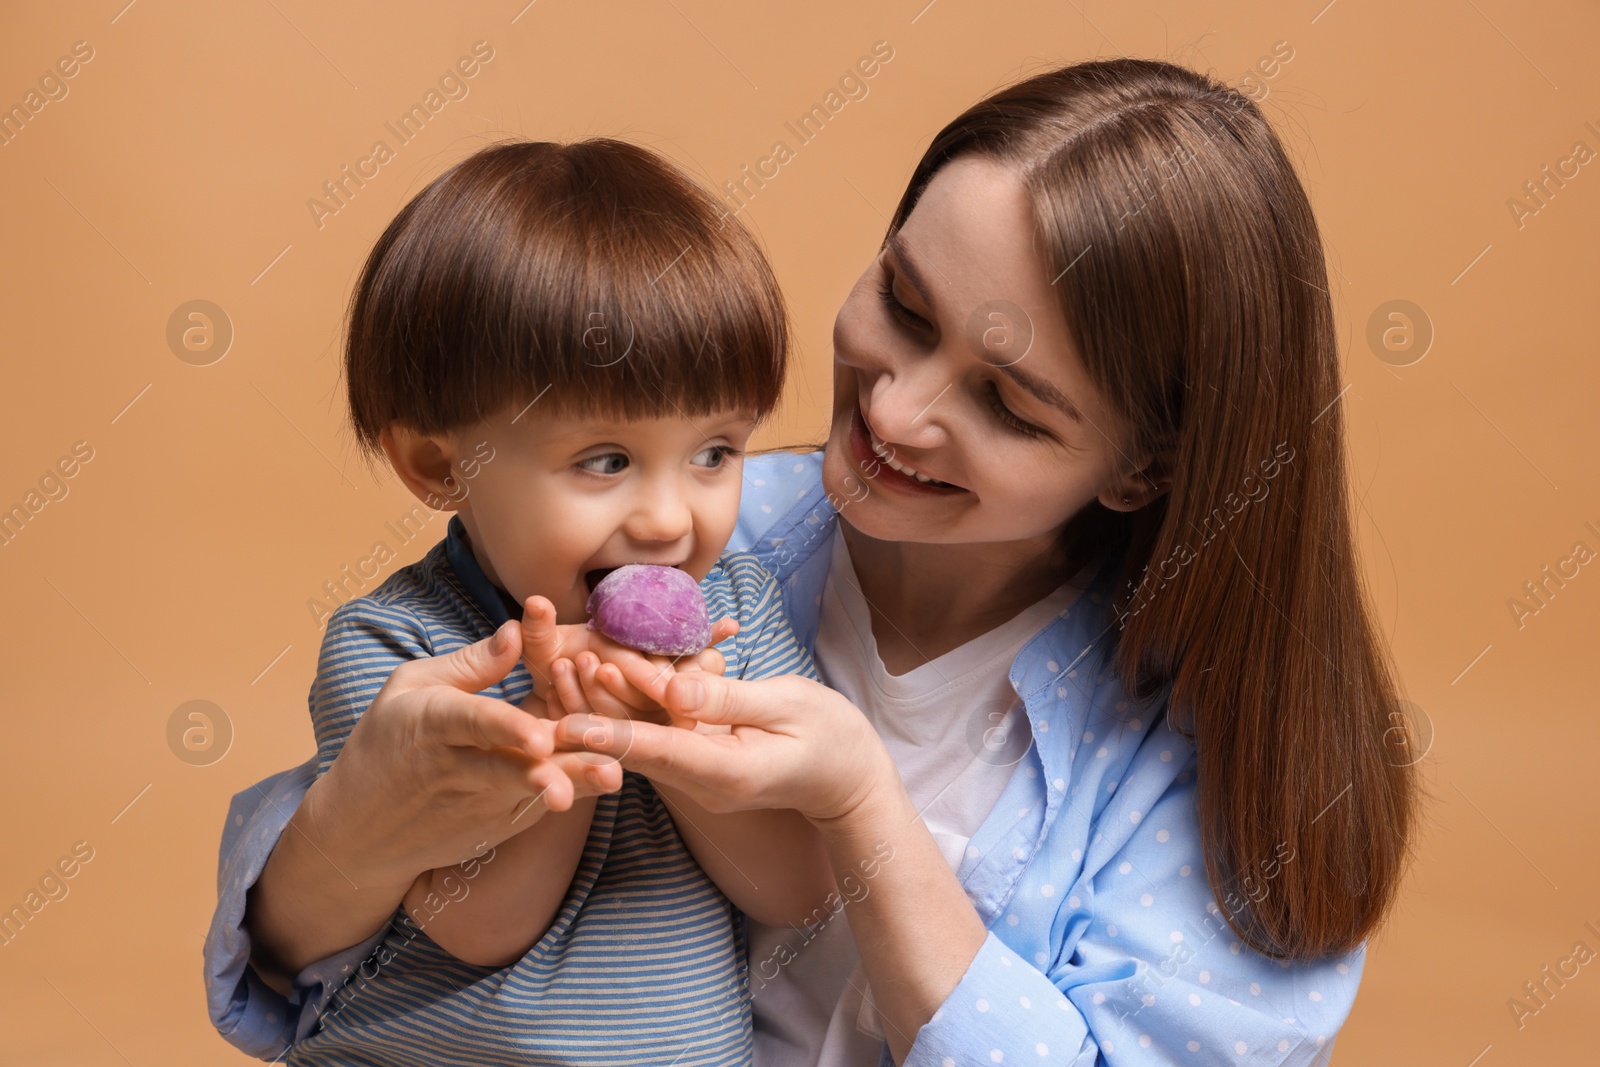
731, 452, 1363, 1067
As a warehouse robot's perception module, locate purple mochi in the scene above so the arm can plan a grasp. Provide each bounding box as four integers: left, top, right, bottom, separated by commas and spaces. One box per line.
585, 564, 712, 657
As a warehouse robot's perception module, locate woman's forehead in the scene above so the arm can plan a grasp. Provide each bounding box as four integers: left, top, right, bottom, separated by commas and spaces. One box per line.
893, 158, 1120, 436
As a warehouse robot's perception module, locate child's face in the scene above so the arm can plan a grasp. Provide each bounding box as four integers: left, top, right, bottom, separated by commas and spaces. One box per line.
406, 406, 760, 624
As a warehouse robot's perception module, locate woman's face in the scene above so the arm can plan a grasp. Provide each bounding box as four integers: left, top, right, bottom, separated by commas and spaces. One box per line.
823, 156, 1152, 547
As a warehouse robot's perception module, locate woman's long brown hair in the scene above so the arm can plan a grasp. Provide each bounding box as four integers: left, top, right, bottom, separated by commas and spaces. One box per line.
887, 58, 1418, 961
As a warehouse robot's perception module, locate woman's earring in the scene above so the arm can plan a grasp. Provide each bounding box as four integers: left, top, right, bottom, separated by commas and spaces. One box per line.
1122, 495, 1131, 506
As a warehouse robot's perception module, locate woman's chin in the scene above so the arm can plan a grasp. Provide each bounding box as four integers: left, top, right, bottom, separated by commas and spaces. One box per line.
820, 441, 929, 544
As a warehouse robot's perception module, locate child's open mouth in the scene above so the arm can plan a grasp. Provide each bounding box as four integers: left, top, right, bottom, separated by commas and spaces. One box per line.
584, 563, 689, 595
584, 568, 620, 595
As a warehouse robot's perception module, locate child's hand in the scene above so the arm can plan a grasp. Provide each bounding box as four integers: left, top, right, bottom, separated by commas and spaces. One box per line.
519, 593, 736, 717
549, 642, 734, 734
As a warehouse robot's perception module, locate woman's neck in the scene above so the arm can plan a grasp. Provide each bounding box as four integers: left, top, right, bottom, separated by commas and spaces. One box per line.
838, 519, 1082, 673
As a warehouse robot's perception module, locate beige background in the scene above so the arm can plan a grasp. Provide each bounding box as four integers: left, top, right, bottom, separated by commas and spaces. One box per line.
1, 0, 1596, 1062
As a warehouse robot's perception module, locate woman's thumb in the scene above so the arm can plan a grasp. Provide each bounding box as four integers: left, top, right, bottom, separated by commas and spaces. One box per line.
664, 671, 784, 728
398, 619, 522, 693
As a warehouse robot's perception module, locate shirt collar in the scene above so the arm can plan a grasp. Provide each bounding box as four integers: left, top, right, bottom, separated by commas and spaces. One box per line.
443, 514, 524, 626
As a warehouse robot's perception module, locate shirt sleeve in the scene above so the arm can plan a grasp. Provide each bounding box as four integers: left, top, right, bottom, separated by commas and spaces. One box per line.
902, 745, 1364, 1066
203, 602, 434, 1059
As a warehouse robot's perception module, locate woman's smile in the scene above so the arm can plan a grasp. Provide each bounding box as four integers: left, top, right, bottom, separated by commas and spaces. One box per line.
846, 402, 966, 496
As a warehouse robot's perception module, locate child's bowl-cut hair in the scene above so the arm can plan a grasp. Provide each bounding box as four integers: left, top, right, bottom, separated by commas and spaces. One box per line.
343, 138, 788, 455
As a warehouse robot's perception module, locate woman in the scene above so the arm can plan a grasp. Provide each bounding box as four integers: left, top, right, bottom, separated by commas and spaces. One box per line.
207, 58, 1417, 1064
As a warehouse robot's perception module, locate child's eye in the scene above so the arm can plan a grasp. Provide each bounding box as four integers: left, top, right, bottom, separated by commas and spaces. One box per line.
577, 452, 629, 476
692, 444, 740, 469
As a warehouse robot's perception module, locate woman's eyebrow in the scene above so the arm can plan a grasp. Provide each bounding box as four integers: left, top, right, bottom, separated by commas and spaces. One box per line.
982, 355, 1084, 424
884, 233, 934, 303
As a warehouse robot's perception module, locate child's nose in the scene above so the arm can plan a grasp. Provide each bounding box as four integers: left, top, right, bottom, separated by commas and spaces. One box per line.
626, 477, 694, 546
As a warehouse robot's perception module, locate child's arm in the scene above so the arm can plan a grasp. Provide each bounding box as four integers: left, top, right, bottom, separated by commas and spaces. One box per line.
400, 794, 600, 967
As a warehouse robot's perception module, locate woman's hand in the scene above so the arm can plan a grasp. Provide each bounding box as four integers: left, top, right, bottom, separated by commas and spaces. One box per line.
247, 619, 626, 987
545, 632, 992, 1067
552, 665, 896, 824
314, 619, 626, 888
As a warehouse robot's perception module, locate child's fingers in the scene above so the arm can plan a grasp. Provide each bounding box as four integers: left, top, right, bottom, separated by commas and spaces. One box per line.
708, 616, 739, 645
550, 657, 594, 717
575, 647, 672, 712
685, 645, 727, 677
518, 595, 563, 688
577, 654, 661, 722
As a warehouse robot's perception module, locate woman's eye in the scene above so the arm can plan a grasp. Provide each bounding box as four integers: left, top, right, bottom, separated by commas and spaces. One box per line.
692, 445, 739, 469
986, 382, 1042, 438
877, 277, 930, 330
577, 452, 629, 475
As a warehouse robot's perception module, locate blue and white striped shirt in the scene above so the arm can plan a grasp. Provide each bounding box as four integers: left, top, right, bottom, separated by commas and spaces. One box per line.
227, 514, 815, 1067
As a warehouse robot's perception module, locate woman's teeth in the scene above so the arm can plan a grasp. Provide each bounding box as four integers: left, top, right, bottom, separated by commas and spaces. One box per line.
868, 429, 953, 487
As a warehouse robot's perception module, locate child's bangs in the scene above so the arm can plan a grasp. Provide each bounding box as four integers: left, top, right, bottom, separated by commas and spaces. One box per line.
344, 139, 789, 452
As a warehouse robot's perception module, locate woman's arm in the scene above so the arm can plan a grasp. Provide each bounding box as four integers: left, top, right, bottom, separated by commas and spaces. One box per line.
246, 772, 421, 993
556, 670, 1367, 1066
552, 668, 973, 1061
553, 653, 837, 927
208, 624, 619, 1059
810, 773, 989, 1061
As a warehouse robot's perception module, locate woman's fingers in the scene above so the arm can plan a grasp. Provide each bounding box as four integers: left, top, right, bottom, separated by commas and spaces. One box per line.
708, 616, 740, 645
419, 687, 554, 758
555, 714, 692, 775
685, 645, 727, 677
548, 749, 624, 797
519, 757, 574, 814
386, 620, 523, 694
660, 671, 811, 730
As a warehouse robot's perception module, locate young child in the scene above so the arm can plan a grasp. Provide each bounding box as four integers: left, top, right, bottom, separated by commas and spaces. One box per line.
290, 138, 834, 1066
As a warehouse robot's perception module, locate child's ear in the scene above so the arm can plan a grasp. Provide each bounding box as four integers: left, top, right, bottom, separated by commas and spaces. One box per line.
381, 423, 465, 511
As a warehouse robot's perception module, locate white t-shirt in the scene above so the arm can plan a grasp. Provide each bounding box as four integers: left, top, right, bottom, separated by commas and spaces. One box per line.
749, 532, 1090, 1067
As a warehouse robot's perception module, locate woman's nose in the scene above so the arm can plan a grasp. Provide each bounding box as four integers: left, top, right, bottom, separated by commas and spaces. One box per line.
864, 355, 952, 450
